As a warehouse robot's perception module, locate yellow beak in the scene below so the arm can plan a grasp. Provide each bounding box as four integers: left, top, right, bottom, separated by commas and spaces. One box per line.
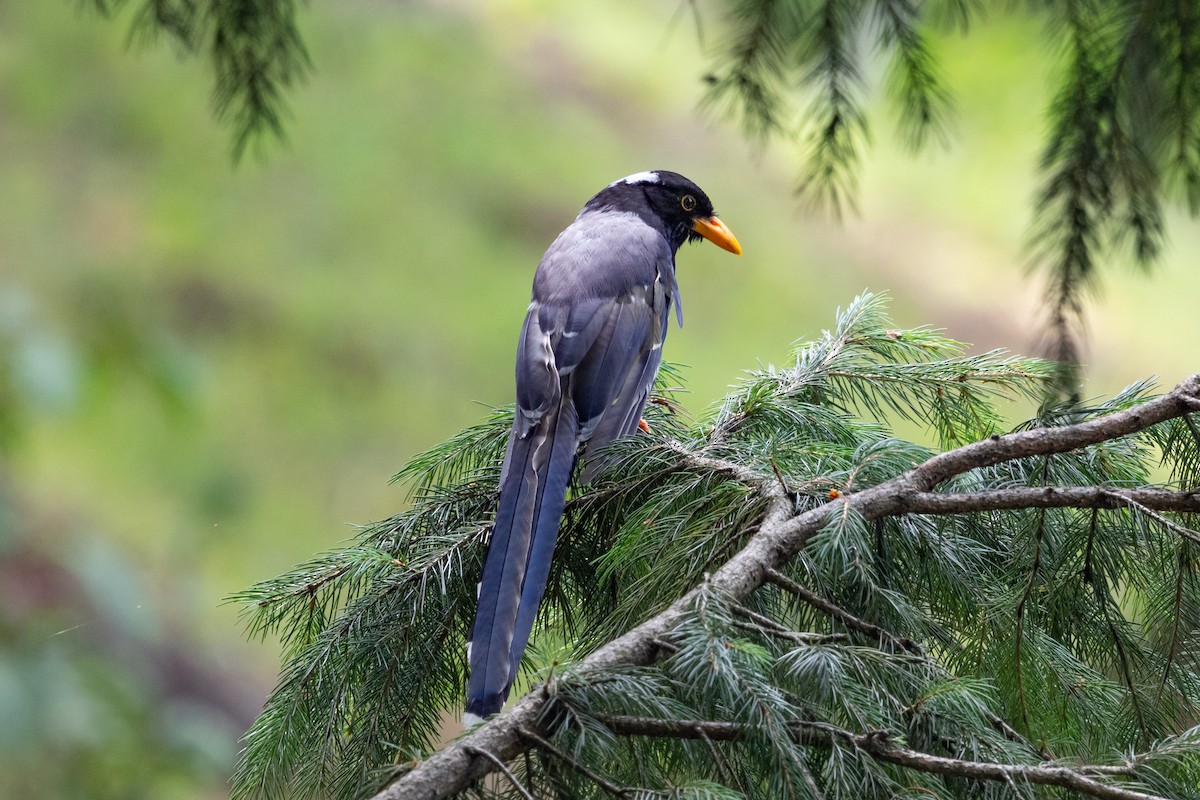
691, 215, 742, 255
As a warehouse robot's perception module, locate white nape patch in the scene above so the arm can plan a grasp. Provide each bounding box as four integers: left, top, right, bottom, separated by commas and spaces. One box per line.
609, 171, 659, 187
476, 581, 481, 599
463, 712, 485, 729
466, 641, 473, 660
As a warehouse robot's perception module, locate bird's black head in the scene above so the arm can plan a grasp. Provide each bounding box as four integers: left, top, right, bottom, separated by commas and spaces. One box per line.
584, 170, 742, 256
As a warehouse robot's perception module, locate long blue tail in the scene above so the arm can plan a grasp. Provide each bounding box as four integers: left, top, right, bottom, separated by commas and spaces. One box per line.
466, 401, 579, 720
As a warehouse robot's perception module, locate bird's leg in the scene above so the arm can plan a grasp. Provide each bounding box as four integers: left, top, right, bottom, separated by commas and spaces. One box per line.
638, 419, 652, 433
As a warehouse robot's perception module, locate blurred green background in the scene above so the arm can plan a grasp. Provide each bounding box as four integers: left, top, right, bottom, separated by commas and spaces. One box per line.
2, 1, 1197, 796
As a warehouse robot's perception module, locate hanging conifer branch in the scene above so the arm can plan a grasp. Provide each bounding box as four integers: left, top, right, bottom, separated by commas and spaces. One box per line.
86, 0, 310, 158
700, 0, 1199, 399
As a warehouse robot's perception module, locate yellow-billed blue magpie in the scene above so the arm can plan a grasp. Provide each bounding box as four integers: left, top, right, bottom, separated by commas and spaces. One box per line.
465, 171, 741, 723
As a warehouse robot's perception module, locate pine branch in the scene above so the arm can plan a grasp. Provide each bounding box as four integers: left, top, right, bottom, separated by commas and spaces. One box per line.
374, 375, 1200, 799
873, 0, 952, 150
234, 295, 1197, 797
86, 0, 311, 158
594, 715, 1162, 800
796, 0, 868, 215
701, 0, 796, 142
896, 486, 1200, 516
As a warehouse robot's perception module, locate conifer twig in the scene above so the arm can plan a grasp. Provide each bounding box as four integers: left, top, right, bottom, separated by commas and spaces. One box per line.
1103, 490, 1200, 544
462, 747, 535, 800
763, 567, 924, 655
518, 727, 629, 798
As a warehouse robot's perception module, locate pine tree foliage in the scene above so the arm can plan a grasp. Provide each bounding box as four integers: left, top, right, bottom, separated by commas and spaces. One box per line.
233, 293, 1200, 799
85, 0, 310, 158
703, 0, 1200, 399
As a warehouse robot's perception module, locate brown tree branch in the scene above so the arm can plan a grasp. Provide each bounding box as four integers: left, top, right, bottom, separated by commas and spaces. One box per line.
900, 486, 1200, 517
374, 375, 1200, 800
591, 715, 1162, 800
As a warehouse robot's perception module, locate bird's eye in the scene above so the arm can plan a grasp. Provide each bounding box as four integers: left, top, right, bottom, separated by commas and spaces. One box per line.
681, 194, 697, 212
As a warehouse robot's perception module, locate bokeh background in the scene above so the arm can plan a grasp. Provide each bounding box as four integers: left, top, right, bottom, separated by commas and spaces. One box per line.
2, 1, 1197, 797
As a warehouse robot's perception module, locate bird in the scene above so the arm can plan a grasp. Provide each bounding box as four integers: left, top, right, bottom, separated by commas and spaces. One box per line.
465, 170, 741, 724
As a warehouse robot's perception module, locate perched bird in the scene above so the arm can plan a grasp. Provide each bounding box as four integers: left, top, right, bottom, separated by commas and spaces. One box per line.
465, 170, 741, 723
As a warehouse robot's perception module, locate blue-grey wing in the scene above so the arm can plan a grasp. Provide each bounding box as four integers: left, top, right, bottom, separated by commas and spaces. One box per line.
576, 279, 670, 482
568, 287, 658, 427
507, 280, 669, 486
510, 296, 622, 429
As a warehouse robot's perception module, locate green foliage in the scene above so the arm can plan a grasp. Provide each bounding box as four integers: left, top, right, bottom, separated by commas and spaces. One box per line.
233, 293, 1200, 798
704, 0, 954, 215
85, 0, 310, 158
702, 0, 1200, 398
